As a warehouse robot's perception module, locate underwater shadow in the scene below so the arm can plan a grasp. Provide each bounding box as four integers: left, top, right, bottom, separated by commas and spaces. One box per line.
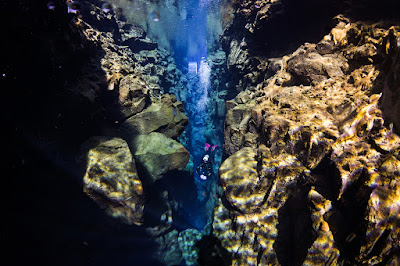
250, 0, 341, 58
162, 169, 207, 231
325, 168, 372, 263
310, 155, 342, 201
274, 186, 315, 266
0, 1, 162, 264
196, 234, 232, 266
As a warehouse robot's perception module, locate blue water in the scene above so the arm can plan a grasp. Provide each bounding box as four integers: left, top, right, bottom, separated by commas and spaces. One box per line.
172, 0, 218, 231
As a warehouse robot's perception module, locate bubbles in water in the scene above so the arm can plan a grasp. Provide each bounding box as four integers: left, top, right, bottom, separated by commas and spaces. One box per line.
67, 0, 81, 14
150, 10, 160, 22
196, 94, 208, 112
199, 58, 211, 89
47, 1, 55, 10
199, 0, 212, 7
101, 2, 112, 13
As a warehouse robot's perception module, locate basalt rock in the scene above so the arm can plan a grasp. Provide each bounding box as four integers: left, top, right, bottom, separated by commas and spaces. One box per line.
122, 94, 188, 139
216, 145, 311, 265
153, 229, 182, 265
286, 47, 348, 86
217, 14, 400, 266
178, 229, 203, 266
121, 37, 158, 52
80, 136, 144, 225
118, 74, 150, 118
65, 1, 186, 119
131, 132, 190, 184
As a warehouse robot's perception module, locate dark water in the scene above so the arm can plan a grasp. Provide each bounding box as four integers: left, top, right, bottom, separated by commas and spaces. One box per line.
1, 0, 223, 265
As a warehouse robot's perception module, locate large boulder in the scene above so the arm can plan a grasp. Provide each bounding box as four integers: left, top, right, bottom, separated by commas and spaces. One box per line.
79, 137, 144, 225
122, 94, 188, 139
131, 132, 190, 183
216, 146, 310, 265
287, 44, 348, 86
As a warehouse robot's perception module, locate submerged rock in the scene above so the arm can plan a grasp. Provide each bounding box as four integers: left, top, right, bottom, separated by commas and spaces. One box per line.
122, 94, 188, 138
287, 44, 348, 86
178, 229, 203, 266
80, 137, 144, 225
217, 13, 400, 265
154, 229, 182, 265
131, 132, 190, 183
118, 74, 150, 118
216, 146, 310, 265
121, 36, 158, 52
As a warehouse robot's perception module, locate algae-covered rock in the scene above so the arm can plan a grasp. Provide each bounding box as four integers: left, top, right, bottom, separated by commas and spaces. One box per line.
303, 187, 339, 265
287, 45, 348, 86
218, 7, 400, 264
154, 229, 183, 265
80, 136, 144, 225
219, 147, 264, 213
132, 132, 190, 183
178, 229, 203, 266
224, 101, 255, 155
215, 145, 310, 265
122, 94, 188, 138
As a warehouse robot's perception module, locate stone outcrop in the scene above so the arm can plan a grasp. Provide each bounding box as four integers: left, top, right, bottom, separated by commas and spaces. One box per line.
69, 6, 193, 264
80, 136, 144, 225
178, 229, 203, 266
66, 2, 187, 120
216, 146, 310, 265
216, 9, 400, 266
118, 74, 150, 118
122, 94, 188, 138
52, 7, 193, 265
131, 132, 190, 184
153, 229, 182, 265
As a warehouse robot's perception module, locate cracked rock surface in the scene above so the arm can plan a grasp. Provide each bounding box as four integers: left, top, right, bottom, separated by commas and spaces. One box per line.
215, 3, 400, 264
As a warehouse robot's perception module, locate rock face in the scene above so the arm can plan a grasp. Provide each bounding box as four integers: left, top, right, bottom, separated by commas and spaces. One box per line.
122, 94, 188, 138
178, 229, 203, 266
216, 7, 400, 266
118, 74, 150, 118
132, 132, 190, 183
217, 146, 310, 265
80, 137, 144, 225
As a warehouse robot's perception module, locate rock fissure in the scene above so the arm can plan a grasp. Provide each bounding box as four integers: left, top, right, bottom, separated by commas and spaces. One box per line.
5, 0, 400, 265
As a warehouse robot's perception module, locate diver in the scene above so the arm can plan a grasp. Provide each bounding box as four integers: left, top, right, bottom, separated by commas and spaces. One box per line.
196, 143, 217, 180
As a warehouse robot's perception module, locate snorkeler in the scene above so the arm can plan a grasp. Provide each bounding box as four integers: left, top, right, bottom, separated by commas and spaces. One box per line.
196, 143, 218, 180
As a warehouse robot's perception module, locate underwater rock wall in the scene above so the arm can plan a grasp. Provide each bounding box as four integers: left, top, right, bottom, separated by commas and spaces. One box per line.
74, 3, 196, 265
215, 1, 400, 265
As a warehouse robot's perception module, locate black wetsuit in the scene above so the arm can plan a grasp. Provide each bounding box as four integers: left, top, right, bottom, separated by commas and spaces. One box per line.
196, 152, 213, 180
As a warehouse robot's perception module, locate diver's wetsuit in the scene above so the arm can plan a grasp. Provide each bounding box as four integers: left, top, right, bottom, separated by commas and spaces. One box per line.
196, 152, 212, 180
196, 143, 217, 180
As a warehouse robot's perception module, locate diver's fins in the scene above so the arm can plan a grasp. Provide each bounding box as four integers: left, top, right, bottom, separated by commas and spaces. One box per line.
204, 143, 211, 150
